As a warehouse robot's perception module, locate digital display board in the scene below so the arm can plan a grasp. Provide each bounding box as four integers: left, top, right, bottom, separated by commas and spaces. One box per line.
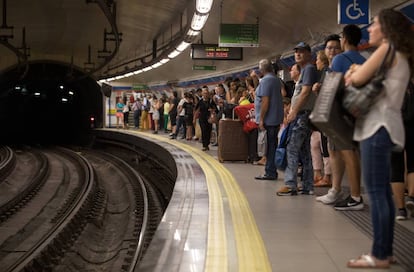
219, 24, 259, 47
191, 44, 243, 60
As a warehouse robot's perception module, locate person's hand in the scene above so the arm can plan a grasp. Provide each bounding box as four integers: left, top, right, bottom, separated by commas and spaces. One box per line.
259, 120, 265, 131
312, 82, 321, 94
344, 64, 360, 86
286, 110, 297, 123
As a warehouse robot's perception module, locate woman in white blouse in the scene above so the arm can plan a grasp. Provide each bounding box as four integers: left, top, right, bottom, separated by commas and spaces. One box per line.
344, 9, 413, 269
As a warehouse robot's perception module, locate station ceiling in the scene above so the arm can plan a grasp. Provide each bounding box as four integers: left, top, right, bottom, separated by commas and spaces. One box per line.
0, 0, 409, 86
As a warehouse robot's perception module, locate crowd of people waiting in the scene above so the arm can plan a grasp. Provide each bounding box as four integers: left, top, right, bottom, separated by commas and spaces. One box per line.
115, 8, 413, 269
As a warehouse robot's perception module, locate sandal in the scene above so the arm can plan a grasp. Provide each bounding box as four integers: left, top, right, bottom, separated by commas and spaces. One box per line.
388, 256, 397, 264
313, 176, 323, 184
347, 254, 390, 269
314, 178, 331, 187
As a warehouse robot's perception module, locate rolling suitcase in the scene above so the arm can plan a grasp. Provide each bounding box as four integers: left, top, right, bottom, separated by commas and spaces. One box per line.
217, 117, 248, 163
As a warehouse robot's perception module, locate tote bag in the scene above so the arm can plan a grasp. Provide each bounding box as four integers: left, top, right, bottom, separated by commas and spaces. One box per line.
309, 72, 355, 148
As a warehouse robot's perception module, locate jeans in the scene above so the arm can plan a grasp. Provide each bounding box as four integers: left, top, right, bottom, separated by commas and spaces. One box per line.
360, 127, 395, 260
175, 115, 186, 138
284, 112, 313, 191
133, 110, 141, 128
264, 125, 280, 178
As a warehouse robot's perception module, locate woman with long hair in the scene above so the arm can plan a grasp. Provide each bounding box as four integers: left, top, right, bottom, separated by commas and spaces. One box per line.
345, 9, 413, 268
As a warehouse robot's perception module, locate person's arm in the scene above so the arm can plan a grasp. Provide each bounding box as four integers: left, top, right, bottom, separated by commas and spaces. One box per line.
287, 65, 316, 123
193, 102, 200, 123
280, 79, 287, 97
259, 96, 269, 130
346, 43, 390, 87
286, 85, 312, 123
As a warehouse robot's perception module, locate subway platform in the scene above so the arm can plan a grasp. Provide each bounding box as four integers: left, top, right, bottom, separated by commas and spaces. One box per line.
117, 128, 414, 272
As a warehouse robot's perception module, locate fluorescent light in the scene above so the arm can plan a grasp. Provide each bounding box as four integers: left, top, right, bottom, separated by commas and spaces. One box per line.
143, 66, 153, 71
187, 29, 200, 36
176, 41, 190, 51
133, 69, 143, 74
98, 79, 107, 83
160, 58, 170, 64
124, 72, 134, 77
196, 0, 213, 13
191, 13, 209, 31
168, 49, 181, 59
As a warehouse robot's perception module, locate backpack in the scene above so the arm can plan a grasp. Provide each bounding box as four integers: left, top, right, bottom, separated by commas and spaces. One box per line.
144, 99, 151, 111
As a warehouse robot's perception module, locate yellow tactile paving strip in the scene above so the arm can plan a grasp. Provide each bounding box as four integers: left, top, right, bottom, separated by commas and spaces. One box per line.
140, 131, 271, 272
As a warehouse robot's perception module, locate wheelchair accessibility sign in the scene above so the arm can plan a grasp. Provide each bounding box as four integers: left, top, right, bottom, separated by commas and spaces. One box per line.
338, 0, 370, 24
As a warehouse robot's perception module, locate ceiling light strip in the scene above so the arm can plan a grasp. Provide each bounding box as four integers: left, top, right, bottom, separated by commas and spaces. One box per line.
99, 0, 213, 82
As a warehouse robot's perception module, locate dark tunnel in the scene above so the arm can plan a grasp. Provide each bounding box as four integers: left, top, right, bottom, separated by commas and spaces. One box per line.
0, 62, 103, 145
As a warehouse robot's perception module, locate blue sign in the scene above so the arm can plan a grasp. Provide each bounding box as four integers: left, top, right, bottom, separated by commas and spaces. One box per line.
338, 0, 370, 24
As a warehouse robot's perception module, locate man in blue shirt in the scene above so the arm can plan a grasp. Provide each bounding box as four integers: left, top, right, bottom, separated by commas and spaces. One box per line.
316, 25, 366, 210
277, 42, 318, 195
254, 59, 284, 180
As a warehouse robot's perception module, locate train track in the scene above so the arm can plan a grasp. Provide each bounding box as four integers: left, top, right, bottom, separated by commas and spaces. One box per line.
0, 142, 169, 271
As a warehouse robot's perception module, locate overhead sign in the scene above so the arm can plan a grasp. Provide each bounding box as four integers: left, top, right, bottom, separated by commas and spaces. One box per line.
191, 44, 243, 60
132, 84, 148, 90
338, 0, 370, 24
219, 24, 259, 47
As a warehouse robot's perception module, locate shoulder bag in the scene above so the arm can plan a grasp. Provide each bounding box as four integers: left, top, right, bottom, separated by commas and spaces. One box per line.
342, 44, 395, 118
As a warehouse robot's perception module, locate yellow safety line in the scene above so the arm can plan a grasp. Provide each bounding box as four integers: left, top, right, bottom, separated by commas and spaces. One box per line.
201, 153, 271, 272
130, 131, 270, 271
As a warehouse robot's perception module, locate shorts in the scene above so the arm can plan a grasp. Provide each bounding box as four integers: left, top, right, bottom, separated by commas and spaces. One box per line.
153, 110, 160, 120
170, 114, 177, 126
328, 136, 357, 151
116, 112, 123, 118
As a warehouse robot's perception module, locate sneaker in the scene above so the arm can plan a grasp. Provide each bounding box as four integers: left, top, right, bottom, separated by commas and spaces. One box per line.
406, 198, 414, 217
316, 188, 341, 204
334, 195, 364, 211
276, 186, 297, 196
396, 208, 407, 221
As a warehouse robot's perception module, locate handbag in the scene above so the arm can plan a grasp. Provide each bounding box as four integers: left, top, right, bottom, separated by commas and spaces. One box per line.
257, 129, 267, 157
208, 110, 217, 124
275, 124, 290, 170
342, 44, 395, 118
309, 72, 355, 148
234, 104, 258, 133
